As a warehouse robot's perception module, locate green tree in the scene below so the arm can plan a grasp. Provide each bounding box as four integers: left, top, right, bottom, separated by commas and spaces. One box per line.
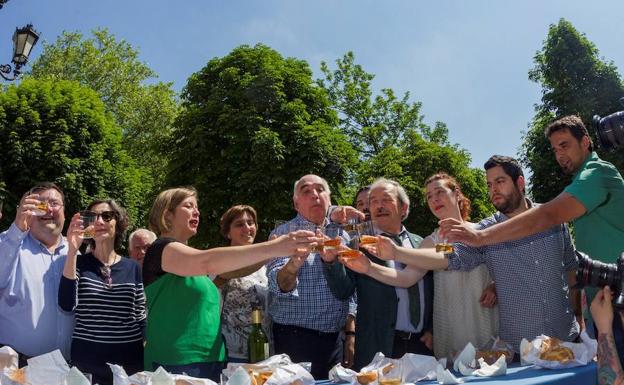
523, 19, 624, 202
0, 79, 147, 232
319, 53, 492, 234
28, 29, 179, 191
168, 44, 357, 247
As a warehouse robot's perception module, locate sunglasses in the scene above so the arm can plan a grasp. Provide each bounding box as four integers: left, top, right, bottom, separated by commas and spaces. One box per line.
84, 210, 116, 222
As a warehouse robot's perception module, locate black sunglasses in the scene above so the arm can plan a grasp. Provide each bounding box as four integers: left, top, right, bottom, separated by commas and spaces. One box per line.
84, 210, 116, 222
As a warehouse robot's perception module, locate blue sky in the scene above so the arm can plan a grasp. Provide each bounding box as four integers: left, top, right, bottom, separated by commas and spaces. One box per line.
4, 0, 624, 169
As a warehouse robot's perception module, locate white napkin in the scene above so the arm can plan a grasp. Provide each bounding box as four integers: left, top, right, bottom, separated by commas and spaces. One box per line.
435, 364, 463, 384
228, 366, 252, 385
452, 342, 507, 377
64, 366, 91, 385
472, 356, 507, 377
25, 349, 70, 385
0, 347, 18, 372
151, 367, 175, 385
452, 343, 475, 372
264, 364, 314, 385
109, 363, 151, 385
520, 331, 598, 369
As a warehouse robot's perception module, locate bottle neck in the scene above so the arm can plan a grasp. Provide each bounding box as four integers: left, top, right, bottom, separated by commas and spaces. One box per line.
251, 309, 262, 324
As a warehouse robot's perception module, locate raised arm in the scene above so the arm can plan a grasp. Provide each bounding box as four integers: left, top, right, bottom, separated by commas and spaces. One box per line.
161, 230, 318, 277
440, 192, 585, 247
362, 235, 450, 271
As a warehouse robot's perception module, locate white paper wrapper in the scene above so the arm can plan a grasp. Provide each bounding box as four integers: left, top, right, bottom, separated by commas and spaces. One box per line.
329, 352, 438, 384
24, 350, 70, 385
109, 363, 216, 385
452, 343, 507, 377
64, 366, 91, 385
0, 347, 18, 373
264, 364, 314, 385
520, 331, 597, 369
223, 354, 293, 378
435, 364, 463, 384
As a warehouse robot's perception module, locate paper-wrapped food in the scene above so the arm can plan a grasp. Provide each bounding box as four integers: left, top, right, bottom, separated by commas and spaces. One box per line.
520, 331, 597, 369
222, 355, 313, 385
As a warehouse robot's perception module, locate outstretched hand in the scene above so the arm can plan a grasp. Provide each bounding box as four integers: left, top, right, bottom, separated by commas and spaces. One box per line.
340, 251, 371, 274
591, 286, 615, 334
330, 206, 366, 224
360, 235, 396, 261
438, 218, 484, 246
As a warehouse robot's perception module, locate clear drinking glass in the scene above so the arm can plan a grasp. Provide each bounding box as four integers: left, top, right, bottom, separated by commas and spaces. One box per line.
79, 211, 97, 239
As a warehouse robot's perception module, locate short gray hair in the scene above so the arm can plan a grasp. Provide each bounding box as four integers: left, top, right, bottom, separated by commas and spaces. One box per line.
293, 174, 331, 197
369, 177, 410, 220
128, 228, 157, 246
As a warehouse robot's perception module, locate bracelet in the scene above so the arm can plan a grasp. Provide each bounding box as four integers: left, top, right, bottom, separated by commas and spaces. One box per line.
344, 330, 356, 336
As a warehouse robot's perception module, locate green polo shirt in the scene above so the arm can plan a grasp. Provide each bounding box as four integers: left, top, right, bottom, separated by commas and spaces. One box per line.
564, 152, 624, 264
563, 151, 624, 311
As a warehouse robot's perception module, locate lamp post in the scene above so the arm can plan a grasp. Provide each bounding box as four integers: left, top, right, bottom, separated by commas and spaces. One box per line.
0, 24, 39, 81
1, 0, 39, 81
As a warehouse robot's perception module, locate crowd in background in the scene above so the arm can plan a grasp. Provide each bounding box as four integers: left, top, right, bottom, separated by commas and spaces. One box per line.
1, 115, 624, 385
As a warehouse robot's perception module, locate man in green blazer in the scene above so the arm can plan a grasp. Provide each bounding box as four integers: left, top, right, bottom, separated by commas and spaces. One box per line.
322, 177, 434, 370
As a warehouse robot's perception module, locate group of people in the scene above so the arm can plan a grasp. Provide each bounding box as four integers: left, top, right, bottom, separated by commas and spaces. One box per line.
0, 114, 623, 385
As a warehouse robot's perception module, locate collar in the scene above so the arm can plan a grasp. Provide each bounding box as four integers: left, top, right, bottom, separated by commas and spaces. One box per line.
374, 225, 408, 238
27, 232, 67, 255
574, 151, 599, 177
294, 213, 328, 228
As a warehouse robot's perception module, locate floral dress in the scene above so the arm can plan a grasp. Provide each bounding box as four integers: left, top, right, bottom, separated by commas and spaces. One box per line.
220, 266, 270, 361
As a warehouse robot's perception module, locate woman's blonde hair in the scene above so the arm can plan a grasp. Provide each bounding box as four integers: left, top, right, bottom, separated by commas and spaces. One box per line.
148, 187, 198, 235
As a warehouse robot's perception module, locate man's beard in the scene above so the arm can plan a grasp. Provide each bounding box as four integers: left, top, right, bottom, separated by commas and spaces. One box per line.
492, 189, 523, 215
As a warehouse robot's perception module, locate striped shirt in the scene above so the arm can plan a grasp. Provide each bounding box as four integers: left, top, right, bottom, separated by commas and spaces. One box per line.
447, 202, 579, 352
267, 214, 354, 333
58, 253, 146, 344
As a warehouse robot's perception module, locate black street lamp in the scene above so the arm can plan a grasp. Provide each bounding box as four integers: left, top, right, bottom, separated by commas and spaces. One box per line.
0, 24, 39, 81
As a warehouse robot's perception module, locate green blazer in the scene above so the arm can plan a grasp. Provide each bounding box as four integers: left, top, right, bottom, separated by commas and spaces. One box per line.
323, 232, 433, 370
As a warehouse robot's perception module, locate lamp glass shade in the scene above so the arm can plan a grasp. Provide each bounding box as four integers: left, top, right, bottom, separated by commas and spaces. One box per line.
12, 24, 39, 65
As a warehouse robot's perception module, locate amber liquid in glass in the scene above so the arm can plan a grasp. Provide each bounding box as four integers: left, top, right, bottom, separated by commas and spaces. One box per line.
32, 201, 48, 216
323, 238, 341, 249
435, 243, 454, 253
338, 249, 362, 261
359, 235, 377, 245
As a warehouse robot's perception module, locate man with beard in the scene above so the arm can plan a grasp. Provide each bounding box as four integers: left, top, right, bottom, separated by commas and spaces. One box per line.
0, 183, 74, 364
357, 157, 580, 354
323, 178, 434, 370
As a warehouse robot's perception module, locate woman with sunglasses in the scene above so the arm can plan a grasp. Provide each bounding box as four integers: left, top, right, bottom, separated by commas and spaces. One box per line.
142, 187, 317, 381
59, 199, 145, 385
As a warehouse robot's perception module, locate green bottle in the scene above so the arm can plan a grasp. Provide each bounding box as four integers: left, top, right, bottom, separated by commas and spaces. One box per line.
248, 308, 269, 363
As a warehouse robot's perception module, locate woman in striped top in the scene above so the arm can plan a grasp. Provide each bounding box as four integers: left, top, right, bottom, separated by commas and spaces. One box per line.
59, 199, 146, 385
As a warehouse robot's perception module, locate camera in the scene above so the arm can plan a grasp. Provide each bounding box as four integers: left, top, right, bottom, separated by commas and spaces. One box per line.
575, 250, 624, 309
593, 97, 624, 150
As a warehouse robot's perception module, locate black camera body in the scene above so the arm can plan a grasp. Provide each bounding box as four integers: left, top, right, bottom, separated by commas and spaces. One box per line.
593, 97, 624, 150
575, 250, 624, 309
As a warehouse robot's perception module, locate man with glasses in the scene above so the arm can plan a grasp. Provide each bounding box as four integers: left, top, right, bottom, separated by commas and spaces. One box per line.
0, 182, 74, 365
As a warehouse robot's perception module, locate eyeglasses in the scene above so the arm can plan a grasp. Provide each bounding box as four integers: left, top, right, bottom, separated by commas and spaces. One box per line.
84, 210, 116, 222
99, 265, 112, 288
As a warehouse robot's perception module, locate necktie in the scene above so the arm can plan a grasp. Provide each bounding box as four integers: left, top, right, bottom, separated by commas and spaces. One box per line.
383, 232, 420, 326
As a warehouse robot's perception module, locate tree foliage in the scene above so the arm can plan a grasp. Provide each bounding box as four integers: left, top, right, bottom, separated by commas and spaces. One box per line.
28, 29, 179, 191
319, 53, 492, 235
522, 19, 624, 202
168, 44, 357, 247
0, 79, 147, 231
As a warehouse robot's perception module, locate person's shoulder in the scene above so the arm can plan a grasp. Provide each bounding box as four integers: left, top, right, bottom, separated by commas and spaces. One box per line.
476, 214, 498, 229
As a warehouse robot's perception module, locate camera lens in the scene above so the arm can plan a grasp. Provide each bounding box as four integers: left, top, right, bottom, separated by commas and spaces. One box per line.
575, 251, 619, 289
594, 110, 624, 150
